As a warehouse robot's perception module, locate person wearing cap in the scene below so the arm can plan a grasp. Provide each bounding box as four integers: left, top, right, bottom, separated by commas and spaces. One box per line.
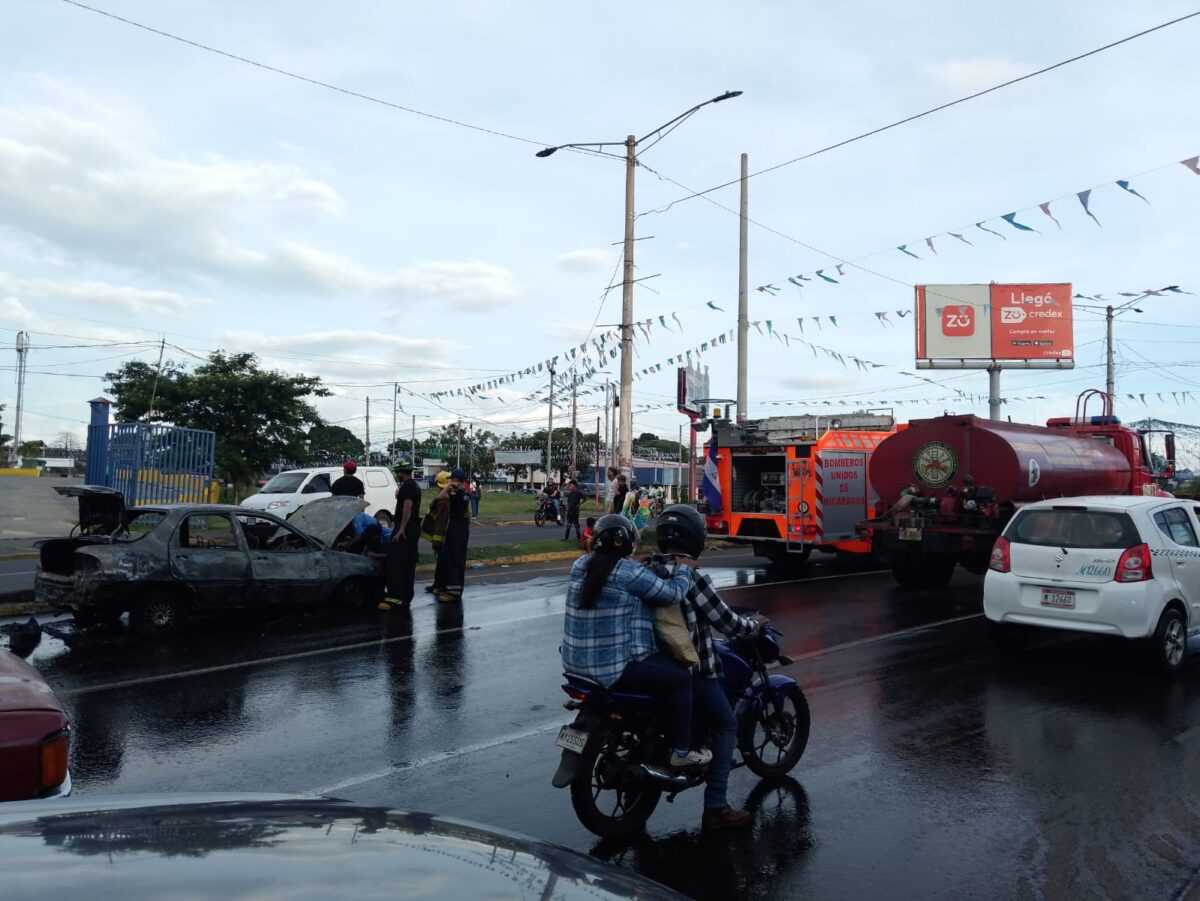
433, 468, 471, 603
383, 459, 422, 610
330, 460, 365, 498
420, 471, 452, 595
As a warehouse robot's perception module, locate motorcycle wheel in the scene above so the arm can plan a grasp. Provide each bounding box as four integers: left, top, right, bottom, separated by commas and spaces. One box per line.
570, 732, 661, 838
739, 683, 810, 778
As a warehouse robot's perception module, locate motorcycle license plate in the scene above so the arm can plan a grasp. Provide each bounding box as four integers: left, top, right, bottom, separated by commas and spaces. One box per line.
556, 725, 589, 754
899, 527, 923, 541
1040, 588, 1076, 609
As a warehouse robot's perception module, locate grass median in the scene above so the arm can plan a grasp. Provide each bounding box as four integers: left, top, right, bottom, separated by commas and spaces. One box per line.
417, 527, 658, 567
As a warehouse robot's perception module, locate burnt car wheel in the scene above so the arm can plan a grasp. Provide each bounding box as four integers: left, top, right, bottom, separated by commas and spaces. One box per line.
335, 577, 377, 610
132, 591, 189, 636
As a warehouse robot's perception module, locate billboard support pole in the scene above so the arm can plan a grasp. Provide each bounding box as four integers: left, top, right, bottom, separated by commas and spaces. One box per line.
736, 152, 749, 422
988, 365, 1002, 421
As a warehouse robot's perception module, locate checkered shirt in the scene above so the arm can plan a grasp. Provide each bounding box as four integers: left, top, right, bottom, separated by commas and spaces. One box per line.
561, 556, 695, 687
649, 559, 758, 679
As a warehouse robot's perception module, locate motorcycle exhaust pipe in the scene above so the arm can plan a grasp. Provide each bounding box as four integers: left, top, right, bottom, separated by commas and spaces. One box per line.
630, 763, 692, 791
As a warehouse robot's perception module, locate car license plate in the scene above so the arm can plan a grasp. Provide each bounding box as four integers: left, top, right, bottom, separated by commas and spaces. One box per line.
555, 725, 589, 754
899, 527, 922, 541
1041, 588, 1076, 609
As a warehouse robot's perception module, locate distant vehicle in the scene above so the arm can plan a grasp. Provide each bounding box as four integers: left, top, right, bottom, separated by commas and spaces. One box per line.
35, 488, 383, 636
0, 794, 686, 899
0, 649, 71, 802
241, 466, 397, 519
984, 495, 1200, 673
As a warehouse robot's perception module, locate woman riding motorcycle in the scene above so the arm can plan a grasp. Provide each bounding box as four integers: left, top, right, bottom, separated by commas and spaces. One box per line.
561, 514, 711, 768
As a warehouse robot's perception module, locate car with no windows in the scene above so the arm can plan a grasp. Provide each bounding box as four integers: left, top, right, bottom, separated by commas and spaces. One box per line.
35, 487, 383, 636
984, 495, 1200, 673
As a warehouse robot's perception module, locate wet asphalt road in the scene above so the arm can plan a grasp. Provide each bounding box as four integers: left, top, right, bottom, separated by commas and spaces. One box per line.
9, 556, 1200, 900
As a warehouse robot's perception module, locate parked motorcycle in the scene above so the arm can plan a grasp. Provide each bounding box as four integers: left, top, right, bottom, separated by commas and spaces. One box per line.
551, 613, 809, 837
533, 496, 561, 527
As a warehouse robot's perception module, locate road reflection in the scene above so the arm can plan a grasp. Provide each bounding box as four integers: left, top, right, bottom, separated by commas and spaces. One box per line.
590, 778, 814, 901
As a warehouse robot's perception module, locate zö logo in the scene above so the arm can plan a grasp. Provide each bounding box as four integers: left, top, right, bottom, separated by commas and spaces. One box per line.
940, 306, 974, 337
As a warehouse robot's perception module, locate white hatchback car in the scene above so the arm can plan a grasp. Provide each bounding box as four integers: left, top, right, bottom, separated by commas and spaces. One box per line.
984, 495, 1200, 673
241, 466, 398, 521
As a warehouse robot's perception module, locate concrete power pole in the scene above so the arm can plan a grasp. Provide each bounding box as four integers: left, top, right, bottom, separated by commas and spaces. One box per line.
569, 374, 578, 477
618, 134, 636, 471
365, 397, 370, 462
13, 331, 29, 462
546, 365, 555, 484
1106, 305, 1116, 406
736, 153, 749, 422
456, 420, 462, 468
602, 378, 610, 470
391, 382, 398, 464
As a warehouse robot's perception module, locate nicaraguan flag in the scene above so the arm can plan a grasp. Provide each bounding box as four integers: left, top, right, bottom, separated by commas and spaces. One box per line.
701, 436, 723, 512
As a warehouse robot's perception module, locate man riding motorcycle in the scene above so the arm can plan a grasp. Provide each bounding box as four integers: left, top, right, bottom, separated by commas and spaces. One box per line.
648, 505, 761, 829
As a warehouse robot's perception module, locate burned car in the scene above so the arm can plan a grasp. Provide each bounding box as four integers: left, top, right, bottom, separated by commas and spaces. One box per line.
35, 488, 383, 636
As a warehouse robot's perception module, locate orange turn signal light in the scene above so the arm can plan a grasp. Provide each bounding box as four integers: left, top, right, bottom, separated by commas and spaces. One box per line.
39, 731, 69, 791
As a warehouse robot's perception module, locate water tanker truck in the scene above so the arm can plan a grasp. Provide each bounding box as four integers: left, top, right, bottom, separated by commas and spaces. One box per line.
858, 391, 1175, 589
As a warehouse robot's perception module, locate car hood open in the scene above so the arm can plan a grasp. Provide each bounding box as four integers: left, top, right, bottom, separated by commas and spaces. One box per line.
285, 496, 369, 546
53, 485, 126, 535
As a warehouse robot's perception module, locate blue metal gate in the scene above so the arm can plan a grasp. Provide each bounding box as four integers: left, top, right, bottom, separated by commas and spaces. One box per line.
86, 402, 217, 506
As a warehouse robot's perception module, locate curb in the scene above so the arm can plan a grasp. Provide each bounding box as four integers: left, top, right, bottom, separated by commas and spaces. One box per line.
0, 552, 39, 562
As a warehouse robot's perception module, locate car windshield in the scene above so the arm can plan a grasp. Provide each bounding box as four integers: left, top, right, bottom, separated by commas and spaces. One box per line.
259, 472, 307, 494
1006, 508, 1139, 550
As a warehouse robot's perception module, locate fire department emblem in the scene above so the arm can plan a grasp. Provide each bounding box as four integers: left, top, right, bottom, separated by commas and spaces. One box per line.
912, 441, 957, 488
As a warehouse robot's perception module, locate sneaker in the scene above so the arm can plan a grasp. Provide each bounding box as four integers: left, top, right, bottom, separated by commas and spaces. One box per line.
668, 748, 713, 768
435, 592, 460, 604
701, 806, 751, 830
378, 599, 398, 611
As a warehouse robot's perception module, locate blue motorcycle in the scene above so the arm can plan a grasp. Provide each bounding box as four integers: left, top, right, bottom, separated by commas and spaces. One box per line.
551, 613, 810, 837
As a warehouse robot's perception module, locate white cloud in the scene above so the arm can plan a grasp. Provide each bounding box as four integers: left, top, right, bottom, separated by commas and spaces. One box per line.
923, 58, 1028, 93
0, 272, 208, 315
555, 248, 614, 274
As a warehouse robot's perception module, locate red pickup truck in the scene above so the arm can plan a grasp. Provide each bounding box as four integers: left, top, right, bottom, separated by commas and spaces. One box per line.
0, 649, 71, 801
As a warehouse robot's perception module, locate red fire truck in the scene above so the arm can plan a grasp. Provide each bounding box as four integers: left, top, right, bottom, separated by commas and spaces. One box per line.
701, 413, 895, 563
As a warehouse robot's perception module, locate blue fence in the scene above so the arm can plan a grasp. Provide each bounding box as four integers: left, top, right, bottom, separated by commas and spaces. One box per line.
86, 401, 217, 506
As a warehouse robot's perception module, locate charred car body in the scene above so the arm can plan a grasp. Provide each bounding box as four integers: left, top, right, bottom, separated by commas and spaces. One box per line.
35, 487, 383, 635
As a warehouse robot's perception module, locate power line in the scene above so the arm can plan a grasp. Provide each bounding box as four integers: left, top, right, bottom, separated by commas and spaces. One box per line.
57, 0, 550, 148
640, 10, 1200, 216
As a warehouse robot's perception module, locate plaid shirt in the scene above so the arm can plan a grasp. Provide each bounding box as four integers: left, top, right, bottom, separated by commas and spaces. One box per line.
561, 556, 695, 687
649, 559, 758, 679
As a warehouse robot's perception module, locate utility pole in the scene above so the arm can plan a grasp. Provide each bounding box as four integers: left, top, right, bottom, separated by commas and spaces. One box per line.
147, 337, 166, 420
736, 152, 749, 422
1106, 305, 1116, 404
678, 423, 684, 503
603, 378, 610, 471
546, 365, 555, 484
610, 384, 618, 469
365, 397, 371, 462
595, 415, 602, 502
391, 382, 398, 464
618, 135, 636, 471
455, 420, 462, 468
569, 374, 578, 478
410, 414, 416, 460
13, 331, 29, 461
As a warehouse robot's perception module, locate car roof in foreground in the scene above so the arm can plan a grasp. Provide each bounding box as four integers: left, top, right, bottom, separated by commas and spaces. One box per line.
0, 794, 685, 900
1021, 495, 1182, 512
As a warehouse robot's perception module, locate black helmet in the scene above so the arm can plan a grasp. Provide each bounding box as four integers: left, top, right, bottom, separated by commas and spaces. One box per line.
655, 504, 707, 558
592, 514, 635, 557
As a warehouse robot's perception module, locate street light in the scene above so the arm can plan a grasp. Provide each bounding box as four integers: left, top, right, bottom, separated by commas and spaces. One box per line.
1078, 292, 1153, 410
536, 90, 743, 471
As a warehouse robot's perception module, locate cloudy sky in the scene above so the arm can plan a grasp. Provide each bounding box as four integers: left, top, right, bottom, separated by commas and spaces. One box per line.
3, 0, 1199, 455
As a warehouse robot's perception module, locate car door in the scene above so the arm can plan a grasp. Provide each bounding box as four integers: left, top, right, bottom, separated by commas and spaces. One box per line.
1149, 504, 1200, 627
236, 513, 331, 607
169, 513, 250, 609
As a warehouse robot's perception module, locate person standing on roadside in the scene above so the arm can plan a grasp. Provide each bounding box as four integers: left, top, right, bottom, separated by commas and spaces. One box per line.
421, 471, 451, 595
611, 473, 629, 516
604, 467, 620, 509
563, 478, 583, 542
330, 460, 365, 498
383, 459, 422, 610
469, 478, 482, 522
434, 469, 471, 603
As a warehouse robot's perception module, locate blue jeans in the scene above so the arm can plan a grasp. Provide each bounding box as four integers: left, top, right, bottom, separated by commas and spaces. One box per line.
470, 494, 480, 518
613, 653, 693, 752
693, 676, 737, 809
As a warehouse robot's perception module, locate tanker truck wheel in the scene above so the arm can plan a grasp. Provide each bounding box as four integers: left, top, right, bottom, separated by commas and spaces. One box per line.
891, 552, 955, 589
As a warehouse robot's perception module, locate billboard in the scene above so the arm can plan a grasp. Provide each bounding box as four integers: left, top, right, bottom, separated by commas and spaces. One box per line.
676, 363, 711, 417
915, 283, 1073, 367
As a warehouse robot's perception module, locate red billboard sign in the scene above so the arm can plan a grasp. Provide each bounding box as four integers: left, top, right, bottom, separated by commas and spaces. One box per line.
988, 283, 1073, 360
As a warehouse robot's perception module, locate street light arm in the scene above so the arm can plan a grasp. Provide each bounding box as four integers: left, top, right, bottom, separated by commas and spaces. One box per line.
535, 142, 628, 159
636, 91, 742, 144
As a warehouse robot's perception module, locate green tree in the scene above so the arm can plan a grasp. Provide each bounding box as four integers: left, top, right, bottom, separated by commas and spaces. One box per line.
307, 424, 364, 463
105, 351, 329, 484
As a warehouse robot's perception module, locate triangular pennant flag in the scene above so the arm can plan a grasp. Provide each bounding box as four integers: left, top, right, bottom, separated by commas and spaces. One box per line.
835, 264, 845, 276
1077, 190, 1101, 226
976, 221, 1007, 240
757, 284, 780, 295
875, 311, 891, 326
816, 269, 839, 283
765, 320, 774, 334
1181, 157, 1200, 175
1035, 202, 1063, 231
659, 314, 668, 330
796, 318, 804, 333
948, 231, 972, 245
1116, 180, 1149, 203
752, 321, 764, 335
897, 309, 911, 318
812, 317, 822, 331
706, 301, 726, 311
673, 312, 682, 329
787, 276, 806, 288
829, 316, 838, 327
1001, 212, 1036, 232
925, 237, 937, 255
897, 244, 920, 259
